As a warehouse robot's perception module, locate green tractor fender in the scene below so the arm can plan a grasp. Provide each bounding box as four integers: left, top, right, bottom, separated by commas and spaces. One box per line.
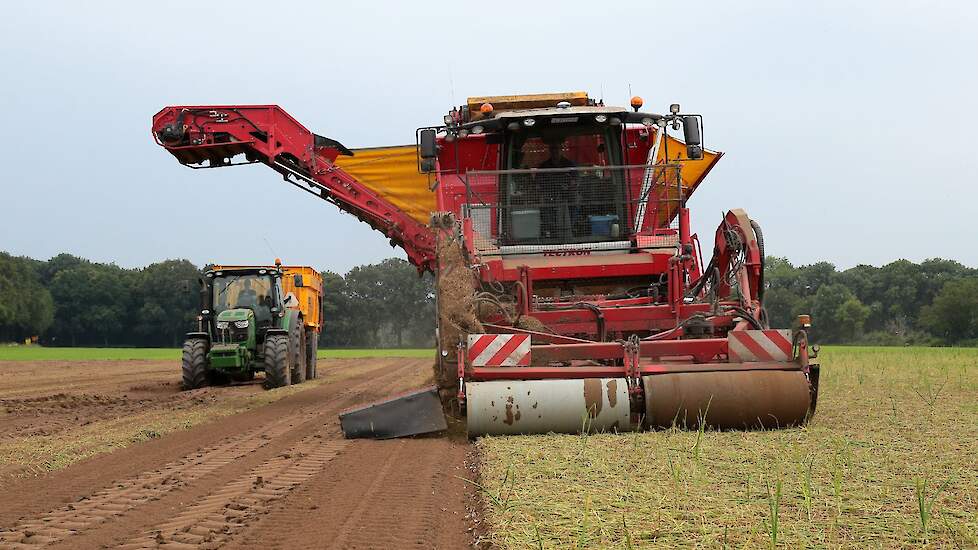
266, 309, 302, 337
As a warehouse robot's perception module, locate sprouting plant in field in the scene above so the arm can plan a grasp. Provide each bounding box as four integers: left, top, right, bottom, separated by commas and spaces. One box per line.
691, 396, 713, 462
576, 497, 591, 549
888, 394, 899, 425
621, 514, 634, 550
912, 374, 948, 414
578, 413, 592, 456
800, 455, 815, 521
765, 479, 783, 548
667, 452, 682, 484
533, 523, 544, 550
915, 476, 952, 538
458, 461, 517, 514
744, 473, 751, 503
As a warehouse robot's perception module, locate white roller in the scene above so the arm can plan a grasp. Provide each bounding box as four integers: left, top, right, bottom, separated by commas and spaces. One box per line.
466, 378, 634, 436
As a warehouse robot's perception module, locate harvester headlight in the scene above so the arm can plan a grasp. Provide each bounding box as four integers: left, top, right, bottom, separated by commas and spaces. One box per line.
523, 118, 536, 127
594, 114, 608, 123
641, 117, 655, 127
506, 121, 520, 131
443, 114, 453, 125
458, 128, 470, 138
234, 320, 250, 329
471, 125, 484, 135
216, 321, 229, 330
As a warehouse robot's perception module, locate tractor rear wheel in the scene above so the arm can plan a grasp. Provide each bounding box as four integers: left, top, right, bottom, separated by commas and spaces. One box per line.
263, 334, 291, 389
290, 321, 306, 384
181, 338, 209, 390
305, 328, 318, 380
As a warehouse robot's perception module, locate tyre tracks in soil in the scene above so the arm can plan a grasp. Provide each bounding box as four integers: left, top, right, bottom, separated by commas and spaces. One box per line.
231, 436, 473, 550
0, 358, 473, 550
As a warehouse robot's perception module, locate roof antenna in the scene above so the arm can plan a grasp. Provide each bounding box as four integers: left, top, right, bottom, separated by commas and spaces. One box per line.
449, 67, 457, 106
262, 235, 278, 263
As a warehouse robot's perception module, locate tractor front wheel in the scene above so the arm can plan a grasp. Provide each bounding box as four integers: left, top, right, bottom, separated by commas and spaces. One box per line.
263, 334, 291, 389
181, 338, 209, 390
305, 328, 318, 380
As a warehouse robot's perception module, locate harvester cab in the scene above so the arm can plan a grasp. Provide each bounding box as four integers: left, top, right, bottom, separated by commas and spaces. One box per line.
152, 91, 819, 439
183, 261, 323, 391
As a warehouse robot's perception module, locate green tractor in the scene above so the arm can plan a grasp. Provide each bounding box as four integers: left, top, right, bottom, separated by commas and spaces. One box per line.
181, 262, 323, 390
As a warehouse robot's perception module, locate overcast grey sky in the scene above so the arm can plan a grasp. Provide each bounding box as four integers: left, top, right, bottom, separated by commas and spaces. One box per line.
1, 1, 976, 273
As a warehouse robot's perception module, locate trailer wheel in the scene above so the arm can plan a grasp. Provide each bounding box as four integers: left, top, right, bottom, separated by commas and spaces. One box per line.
290, 321, 306, 384
181, 338, 209, 390
305, 328, 318, 380
263, 334, 291, 389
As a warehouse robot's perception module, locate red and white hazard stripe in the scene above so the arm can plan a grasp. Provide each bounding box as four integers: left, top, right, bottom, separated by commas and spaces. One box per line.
467, 334, 531, 367
727, 330, 793, 362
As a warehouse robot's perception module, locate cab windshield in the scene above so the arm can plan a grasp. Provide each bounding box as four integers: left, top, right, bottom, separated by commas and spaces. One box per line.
498, 123, 628, 247
213, 274, 275, 324
506, 124, 620, 170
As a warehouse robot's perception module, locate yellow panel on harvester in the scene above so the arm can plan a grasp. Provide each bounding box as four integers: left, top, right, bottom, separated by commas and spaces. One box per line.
653, 136, 723, 227
332, 146, 435, 226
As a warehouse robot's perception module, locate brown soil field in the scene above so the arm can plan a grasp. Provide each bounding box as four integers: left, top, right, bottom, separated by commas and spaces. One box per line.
0, 358, 477, 549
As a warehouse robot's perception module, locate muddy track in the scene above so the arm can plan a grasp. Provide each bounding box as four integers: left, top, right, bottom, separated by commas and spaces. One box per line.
0, 357, 473, 549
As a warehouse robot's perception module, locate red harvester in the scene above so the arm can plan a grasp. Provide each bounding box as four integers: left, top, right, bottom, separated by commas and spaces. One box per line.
152, 91, 819, 437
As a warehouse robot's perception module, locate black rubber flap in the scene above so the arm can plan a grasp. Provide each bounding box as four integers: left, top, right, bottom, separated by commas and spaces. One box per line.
339, 386, 447, 439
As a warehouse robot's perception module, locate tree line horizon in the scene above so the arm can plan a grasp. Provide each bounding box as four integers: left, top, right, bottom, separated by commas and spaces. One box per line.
1, 251, 976, 348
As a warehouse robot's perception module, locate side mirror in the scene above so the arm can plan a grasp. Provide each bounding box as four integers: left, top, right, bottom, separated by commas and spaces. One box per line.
419, 129, 437, 159
293, 274, 304, 288
197, 278, 208, 310
683, 116, 703, 160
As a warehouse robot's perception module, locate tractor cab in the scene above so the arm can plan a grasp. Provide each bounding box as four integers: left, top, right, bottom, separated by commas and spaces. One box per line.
197, 265, 286, 372
211, 269, 281, 329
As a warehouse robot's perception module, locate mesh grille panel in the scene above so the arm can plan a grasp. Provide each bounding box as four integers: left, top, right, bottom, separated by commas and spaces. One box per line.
464, 165, 684, 255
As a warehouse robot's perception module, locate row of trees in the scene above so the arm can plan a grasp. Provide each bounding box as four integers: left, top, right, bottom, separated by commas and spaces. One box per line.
320, 259, 435, 348
0, 252, 434, 348
0, 252, 201, 347
1, 251, 976, 347
764, 257, 978, 345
